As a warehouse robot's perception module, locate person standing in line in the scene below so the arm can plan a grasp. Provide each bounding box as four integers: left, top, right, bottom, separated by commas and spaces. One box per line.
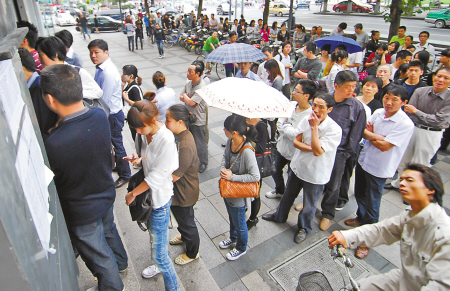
386, 67, 450, 190
121, 65, 143, 141
275, 42, 292, 99
41, 65, 127, 291
125, 19, 136, 52
89, 39, 131, 188
152, 71, 176, 123
257, 46, 285, 85
354, 23, 369, 50
263, 94, 342, 244
154, 23, 166, 58
165, 105, 201, 266
374, 64, 393, 102
394, 60, 427, 100
135, 15, 144, 50
356, 76, 383, 114
94, 15, 99, 33
326, 50, 349, 93
235, 61, 263, 81
390, 50, 413, 80
319, 71, 366, 231
266, 80, 315, 200
79, 13, 91, 40
389, 25, 407, 47
330, 22, 347, 36
365, 30, 380, 61
344, 85, 414, 259
180, 61, 209, 173
55, 29, 83, 67
415, 31, 436, 69
219, 115, 260, 260
17, 21, 43, 72
293, 42, 323, 81
329, 163, 450, 290
124, 100, 180, 291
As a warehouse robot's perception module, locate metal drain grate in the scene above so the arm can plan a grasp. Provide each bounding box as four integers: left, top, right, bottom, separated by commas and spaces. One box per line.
268, 238, 375, 291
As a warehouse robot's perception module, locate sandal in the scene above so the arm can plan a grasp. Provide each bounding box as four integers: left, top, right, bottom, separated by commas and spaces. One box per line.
169, 236, 183, 245
174, 253, 199, 265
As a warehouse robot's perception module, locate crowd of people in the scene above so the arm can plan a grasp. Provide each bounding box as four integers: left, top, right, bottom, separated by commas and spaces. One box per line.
15, 13, 450, 290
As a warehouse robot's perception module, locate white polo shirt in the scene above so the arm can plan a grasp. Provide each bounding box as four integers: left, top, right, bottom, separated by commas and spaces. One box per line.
291, 116, 342, 185
359, 108, 414, 178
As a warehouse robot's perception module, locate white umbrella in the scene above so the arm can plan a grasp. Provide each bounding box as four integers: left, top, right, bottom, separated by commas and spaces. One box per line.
196, 78, 297, 119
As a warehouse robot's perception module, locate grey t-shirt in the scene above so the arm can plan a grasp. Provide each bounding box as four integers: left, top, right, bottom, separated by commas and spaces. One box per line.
355, 31, 369, 48
293, 57, 323, 81
181, 79, 207, 126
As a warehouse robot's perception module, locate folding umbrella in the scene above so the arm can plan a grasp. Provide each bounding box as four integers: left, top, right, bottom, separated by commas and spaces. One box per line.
314, 35, 362, 54
204, 43, 267, 64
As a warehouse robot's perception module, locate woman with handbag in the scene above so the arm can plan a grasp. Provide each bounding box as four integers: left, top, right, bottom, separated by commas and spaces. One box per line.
219, 114, 260, 261
124, 100, 180, 291
245, 117, 270, 230
165, 105, 201, 266
122, 65, 143, 141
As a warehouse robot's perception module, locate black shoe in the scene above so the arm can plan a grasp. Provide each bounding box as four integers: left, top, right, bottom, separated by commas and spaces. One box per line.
403, 200, 410, 206
294, 229, 307, 244
115, 178, 130, 189
262, 213, 275, 222
384, 183, 398, 190
246, 218, 259, 230
199, 163, 207, 173
335, 200, 347, 211
221, 143, 226, 148
112, 167, 117, 172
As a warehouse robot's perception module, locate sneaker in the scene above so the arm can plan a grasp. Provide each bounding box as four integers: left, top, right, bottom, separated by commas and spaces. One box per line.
162, 54, 165, 58
219, 238, 235, 249
226, 248, 247, 261
265, 190, 283, 199
159, 55, 162, 59
335, 201, 347, 211
142, 265, 161, 279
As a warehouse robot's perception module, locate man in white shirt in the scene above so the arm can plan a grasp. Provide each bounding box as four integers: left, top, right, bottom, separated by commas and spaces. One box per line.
89, 39, 131, 188
390, 50, 412, 80
209, 13, 218, 29
266, 79, 315, 199
415, 31, 435, 69
344, 85, 414, 259
263, 94, 342, 244
257, 46, 285, 84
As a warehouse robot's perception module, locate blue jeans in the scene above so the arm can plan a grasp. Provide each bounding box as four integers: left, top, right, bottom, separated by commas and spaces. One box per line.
147, 199, 180, 291
68, 206, 127, 291
274, 172, 324, 232
109, 111, 131, 180
156, 40, 164, 56
272, 150, 291, 194
225, 67, 238, 77
224, 199, 247, 252
81, 26, 90, 40
127, 36, 135, 51
354, 163, 386, 225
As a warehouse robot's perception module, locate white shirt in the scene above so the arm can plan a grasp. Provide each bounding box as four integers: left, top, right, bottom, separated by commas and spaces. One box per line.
291, 116, 342, 185
275, 53, 291, 85
416, 42, 436, 69
137, 124, 179, 209
154, 86, 176, 122
348, 51, 363, 75
257, 59, 285, 86
327, 63, 346, 93
390, 66, 398, 81
276, 107, 313, 160
359, 108, 414, 178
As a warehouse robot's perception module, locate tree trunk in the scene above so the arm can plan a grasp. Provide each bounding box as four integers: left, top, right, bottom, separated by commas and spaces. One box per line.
144, 0, 149, 14
322, 0, 328, 12
388, 0, 402, 41
197, 0, 203, 18
263, 0, 270, 24
347, 0, 352, 13
288, 0, 294, 31
375, 0, 381, 13
151, 0, 154, 8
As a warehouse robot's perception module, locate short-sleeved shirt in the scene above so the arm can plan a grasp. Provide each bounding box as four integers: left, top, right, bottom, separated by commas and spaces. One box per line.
330, 28, 344, 36
291, 116, 342, 185
181, 79, 207, 126
355, 31, 369, 48
172, 130, 199, 207
203, 36, 219, 51
390, 35, 405, 47
359, 108, 414, 178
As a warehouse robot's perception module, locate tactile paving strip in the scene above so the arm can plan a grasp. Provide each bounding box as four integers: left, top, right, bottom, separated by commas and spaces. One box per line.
268, 238, 375, 290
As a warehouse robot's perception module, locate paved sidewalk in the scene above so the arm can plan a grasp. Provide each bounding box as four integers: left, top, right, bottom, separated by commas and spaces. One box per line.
67, 26, 450, 290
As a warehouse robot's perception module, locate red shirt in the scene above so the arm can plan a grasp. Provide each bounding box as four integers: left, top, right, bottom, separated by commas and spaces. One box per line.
366, 52, 391, 65
31, 49, 43, 73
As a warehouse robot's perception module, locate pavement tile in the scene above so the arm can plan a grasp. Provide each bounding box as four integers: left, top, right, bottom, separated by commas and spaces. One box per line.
241, 271, 272, 291
194, 199, 230, 239
381, 190, 409, 210
199, 171, 213, 183
247, 218, 290, 249
200, 177, 221, 197
209, 131, 227, 145
222, 280, 249, 291
271, 226, 301, 251
210, 262, 240, 289
379, 199, 404, 222
360, 248, 390, 272
379, 262, 399, 274
209, 142, 226, 156
373, 242, 402, 268
208, 193, 230, 223
197, 223, 226, 270
433, 161, 450, 173
204, 166, 222, 179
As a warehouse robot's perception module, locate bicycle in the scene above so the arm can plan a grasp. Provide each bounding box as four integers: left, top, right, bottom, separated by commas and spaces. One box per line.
195, 54, 227, 80
297, 245, 360, 291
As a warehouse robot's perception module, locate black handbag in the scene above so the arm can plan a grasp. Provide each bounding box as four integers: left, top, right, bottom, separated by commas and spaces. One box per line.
127, 135, 153, 231
256, 141, 277, 178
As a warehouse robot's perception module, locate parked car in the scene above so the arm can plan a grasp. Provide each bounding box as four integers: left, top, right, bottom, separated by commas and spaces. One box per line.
41, 14, 54, 28
269, 2, 290, 16
75, 16, 124, 33
425, 8, 450, 28
333, 1, 371, 13
157, 7, 178, 16
56, 13, 76, 26
67, 8, 82, 18
297, 1, 310, 9
217, 3, 234, 15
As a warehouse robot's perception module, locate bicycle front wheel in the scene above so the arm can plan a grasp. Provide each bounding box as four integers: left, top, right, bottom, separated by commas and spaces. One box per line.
216, 63, 226, 80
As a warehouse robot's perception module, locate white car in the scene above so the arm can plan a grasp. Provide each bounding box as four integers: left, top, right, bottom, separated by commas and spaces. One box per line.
56, 13, 76, 26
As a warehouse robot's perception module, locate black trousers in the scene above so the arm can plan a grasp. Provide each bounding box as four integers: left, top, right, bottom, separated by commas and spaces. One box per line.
171, 205, 200, 259
338, 145, 359, 205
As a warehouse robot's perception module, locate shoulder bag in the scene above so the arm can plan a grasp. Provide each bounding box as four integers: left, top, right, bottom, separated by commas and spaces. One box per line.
123, 84, 143, 117
127, 135, 153, 231
219, 145, 260, 199
255, 141, 277, 178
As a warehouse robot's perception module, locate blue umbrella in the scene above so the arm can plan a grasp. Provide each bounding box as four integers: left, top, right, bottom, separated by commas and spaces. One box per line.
204, 43, 267, 64
314, 35, 362, 54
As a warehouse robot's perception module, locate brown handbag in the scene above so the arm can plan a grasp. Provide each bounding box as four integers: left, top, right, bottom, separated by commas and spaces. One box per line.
219, 145, 261, 199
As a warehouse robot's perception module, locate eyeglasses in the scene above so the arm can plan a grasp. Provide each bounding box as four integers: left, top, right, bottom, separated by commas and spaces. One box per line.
293, 89, 304, 95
